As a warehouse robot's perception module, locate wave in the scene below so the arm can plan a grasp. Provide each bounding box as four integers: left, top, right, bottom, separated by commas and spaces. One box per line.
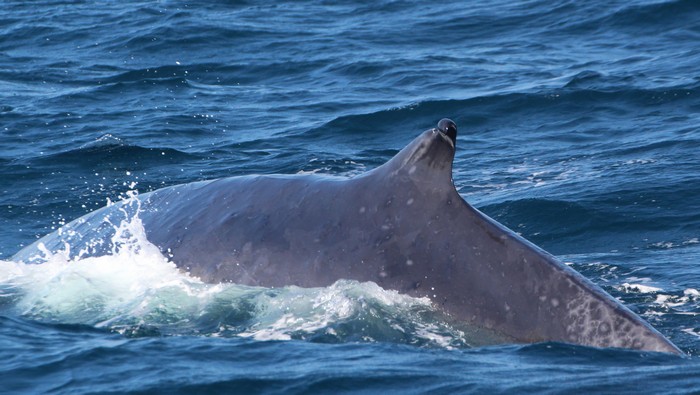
26, 134, 195, 167
480, 190, 700, 253
1, 209, 491, 348
293, 83, 700, 176
313, 81, 700, 131
596, 0, 700, 33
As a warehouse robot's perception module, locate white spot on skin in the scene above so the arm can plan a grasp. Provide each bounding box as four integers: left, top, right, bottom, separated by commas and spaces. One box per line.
409, 165, 417, 175
359, 206, 366, 213
406, 259, 413, 266
551, 298, 559, 307
407, 198, 414, 205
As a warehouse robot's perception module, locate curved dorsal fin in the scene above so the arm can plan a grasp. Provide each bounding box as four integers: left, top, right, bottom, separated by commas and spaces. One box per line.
371, 119, 457, 188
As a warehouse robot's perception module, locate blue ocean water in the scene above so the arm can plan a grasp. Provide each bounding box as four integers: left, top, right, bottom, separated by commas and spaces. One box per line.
1, 0, 700, 393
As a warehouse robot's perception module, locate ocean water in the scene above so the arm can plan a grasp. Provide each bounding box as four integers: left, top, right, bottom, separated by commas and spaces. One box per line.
1, 0, 700, 393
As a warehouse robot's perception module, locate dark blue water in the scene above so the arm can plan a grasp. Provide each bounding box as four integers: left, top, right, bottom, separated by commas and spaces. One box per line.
2, 0, 700, 393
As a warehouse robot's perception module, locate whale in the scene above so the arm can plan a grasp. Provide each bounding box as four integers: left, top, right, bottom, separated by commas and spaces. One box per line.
13, 119, 682, 354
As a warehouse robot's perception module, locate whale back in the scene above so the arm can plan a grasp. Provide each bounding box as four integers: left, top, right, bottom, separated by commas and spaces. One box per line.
12, 121, 682, 354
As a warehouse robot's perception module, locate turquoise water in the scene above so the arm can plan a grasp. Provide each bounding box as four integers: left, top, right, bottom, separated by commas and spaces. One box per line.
1, 0, 700, 393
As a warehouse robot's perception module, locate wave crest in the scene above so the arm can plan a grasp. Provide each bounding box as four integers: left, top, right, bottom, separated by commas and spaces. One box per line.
1, 208, 482, 348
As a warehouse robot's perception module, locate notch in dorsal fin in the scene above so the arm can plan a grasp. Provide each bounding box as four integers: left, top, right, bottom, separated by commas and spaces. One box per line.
373, 119, 458, 188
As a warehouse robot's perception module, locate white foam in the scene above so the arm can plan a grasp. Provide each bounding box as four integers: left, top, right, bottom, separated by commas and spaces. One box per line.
0, 206, 485, 348
651, 241, 676, 249
650, 288, 700, 310
618, 283, 663, 294
0, 210, 207, 326
238, 280, 437, 342
681, 328, 700, 338
414, 323, 462, 350
2, 234, 473, 347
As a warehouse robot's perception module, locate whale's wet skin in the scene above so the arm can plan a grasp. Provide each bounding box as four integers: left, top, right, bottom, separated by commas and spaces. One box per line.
13, 120, 681, 354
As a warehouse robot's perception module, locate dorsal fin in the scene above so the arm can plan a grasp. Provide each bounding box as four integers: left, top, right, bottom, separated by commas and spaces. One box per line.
371, 119, 457, 188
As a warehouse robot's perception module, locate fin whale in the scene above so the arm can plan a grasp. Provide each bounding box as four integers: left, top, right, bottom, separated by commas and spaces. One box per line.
13, 119, 682, 354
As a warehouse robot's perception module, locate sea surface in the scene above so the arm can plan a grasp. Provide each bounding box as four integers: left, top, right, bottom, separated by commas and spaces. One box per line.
1, 0, 700, 393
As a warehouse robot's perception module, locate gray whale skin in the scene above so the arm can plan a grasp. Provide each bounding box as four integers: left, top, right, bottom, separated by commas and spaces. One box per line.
14, 119, 682, 354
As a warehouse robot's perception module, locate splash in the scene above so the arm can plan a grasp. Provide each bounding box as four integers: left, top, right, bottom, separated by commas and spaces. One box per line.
0, 205, 478, 348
